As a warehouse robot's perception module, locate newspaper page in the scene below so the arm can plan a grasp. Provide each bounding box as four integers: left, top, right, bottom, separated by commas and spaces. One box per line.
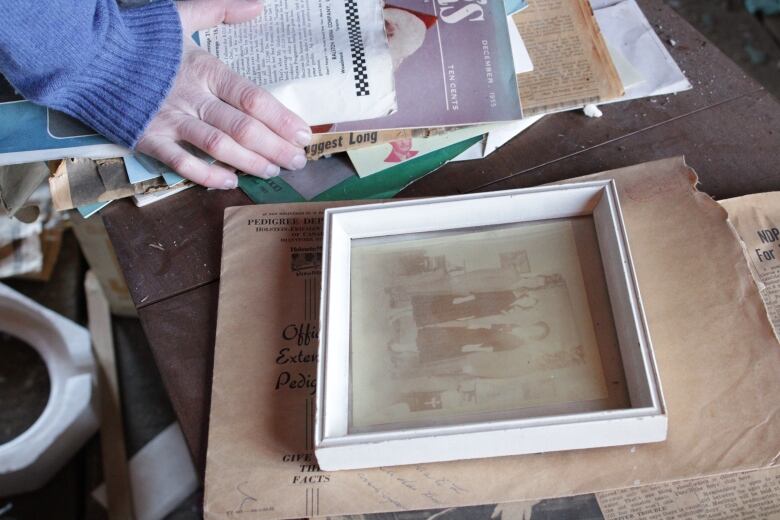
204, 158, 780, 520
513, 0, 623, 116
334, 467, 780, 520
597, 468, 780, 519
198, 0, 396, 126
720, 192, 780, 336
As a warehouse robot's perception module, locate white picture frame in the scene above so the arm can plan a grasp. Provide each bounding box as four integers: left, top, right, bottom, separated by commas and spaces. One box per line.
315, 180, 666, 471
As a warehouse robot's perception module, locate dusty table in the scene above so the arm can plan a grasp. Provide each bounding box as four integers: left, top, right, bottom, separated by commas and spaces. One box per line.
102, 0, 780, 476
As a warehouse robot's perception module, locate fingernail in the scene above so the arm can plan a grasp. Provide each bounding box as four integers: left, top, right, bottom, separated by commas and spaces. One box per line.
295, 129, 313, 147
291, 155, 307, 170
223, 176, 238, 189
265, 164, 281, 177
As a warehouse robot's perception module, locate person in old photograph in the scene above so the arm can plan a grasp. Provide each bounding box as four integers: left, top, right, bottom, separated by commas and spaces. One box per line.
430, 341, 585, 379
415, 321, 551, 363
391, 266, 560, 300
406, 289, 538, 327
350, 223, 608, 430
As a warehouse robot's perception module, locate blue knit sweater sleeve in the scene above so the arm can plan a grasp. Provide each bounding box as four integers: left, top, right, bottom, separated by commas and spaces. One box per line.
0, 0, 182, 148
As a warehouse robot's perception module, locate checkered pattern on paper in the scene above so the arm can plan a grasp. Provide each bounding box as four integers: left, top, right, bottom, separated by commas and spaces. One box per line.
345, 0, 370, 96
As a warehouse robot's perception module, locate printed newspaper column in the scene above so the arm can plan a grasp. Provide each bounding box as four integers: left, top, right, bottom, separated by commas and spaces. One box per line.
598, 468, 780, 519
512, 0, 623, 115
198, 0, 396, 126
720, 192, 780, 336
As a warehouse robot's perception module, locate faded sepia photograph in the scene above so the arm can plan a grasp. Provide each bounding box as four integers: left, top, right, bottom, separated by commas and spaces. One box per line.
350, 219, 609, 432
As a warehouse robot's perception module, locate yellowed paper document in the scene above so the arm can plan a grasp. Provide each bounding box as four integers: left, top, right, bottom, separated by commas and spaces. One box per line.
721, 192, 780, 336
513, 0, 624, 116
49, 158, 173, 211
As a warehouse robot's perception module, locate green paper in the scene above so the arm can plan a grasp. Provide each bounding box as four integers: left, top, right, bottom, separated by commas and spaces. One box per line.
239, 175, 306, 204
314, 136, 482, 202
239, 136, 482, 204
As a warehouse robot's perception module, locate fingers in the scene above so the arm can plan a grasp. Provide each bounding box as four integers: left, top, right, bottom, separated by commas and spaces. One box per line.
176, 118, 283, 178
136, 136, 239, 189
199, 99, 307, 170
176, 0, 263, 32
209, 70, 312, 147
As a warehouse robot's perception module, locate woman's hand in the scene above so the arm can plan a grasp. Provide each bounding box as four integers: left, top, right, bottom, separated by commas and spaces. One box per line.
136, 0, 312, 189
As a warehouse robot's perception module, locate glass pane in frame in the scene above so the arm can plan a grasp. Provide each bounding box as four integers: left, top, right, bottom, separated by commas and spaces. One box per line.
348, 216, 626, 434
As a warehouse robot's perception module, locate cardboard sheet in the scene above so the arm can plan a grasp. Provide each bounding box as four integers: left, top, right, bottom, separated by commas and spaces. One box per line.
204, 157, 780, 519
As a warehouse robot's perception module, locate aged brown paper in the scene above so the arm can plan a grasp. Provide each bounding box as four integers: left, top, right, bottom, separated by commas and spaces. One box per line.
721, 192, 780, 336
513, 0, 624, 116
204, 157, 780, 520
49, 158, 173, 211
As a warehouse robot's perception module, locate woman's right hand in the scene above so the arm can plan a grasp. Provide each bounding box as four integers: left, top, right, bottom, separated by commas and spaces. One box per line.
136, 0, 312, 189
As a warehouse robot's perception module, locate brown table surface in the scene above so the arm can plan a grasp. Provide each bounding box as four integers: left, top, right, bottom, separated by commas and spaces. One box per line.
102, 0, 780, 476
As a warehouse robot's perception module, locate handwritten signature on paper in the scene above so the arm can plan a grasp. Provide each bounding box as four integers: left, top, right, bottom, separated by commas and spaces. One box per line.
224, 481, 276, 517
358, 473, 409, 510
360, 466, 471, 509
236, 481, 258, 512
415, 466, 470, 495
379, 466, 418, 491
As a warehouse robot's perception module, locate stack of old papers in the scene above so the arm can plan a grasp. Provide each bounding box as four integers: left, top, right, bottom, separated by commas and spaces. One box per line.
3, 0, 690, 215
239, 0, 692, 202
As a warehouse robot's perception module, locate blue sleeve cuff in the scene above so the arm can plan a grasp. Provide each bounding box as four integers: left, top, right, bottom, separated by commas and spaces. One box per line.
42, 1, 183, 148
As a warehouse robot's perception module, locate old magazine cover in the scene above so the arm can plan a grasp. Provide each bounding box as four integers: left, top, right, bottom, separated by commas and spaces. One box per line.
322, 0, 522, 133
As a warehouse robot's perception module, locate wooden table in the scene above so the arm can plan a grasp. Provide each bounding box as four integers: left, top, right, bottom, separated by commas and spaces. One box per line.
101, 0, 780, 476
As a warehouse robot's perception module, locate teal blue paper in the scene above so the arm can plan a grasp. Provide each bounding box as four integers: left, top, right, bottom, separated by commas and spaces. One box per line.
77, 200, 111, 218
504, 0, 528, 16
